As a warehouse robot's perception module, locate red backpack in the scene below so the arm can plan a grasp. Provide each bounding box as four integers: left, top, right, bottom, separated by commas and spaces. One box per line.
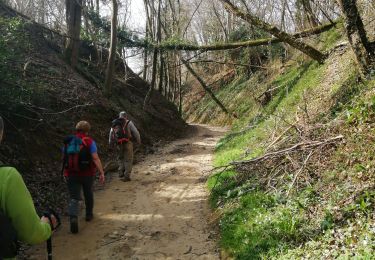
63, 135, 93, 172
112, 118, 130, 144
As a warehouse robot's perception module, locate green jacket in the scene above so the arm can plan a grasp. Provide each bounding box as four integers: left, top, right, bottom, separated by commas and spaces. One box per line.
0, 166, 51, 249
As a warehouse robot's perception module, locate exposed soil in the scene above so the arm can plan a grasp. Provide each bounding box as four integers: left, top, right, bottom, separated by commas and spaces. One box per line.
0, 4, 187, 213
27, 124, 226, 260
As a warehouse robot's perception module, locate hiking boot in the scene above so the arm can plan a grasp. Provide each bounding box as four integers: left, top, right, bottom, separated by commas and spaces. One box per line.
120, 176, 131, 182
85, 214, 93, 222
70, 216, 78, 234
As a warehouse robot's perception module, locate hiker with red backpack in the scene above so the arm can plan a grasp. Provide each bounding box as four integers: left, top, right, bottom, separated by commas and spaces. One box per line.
0, 116, 59, 259
109, 111, 141, 181
63, 121, 105, 234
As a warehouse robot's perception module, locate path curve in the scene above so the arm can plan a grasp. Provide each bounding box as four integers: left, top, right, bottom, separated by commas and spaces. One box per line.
30, 124, 225, 260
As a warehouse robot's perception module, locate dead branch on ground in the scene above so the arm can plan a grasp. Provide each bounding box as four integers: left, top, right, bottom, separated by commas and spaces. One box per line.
42, 103, 94, 115
211, 135, 344, 195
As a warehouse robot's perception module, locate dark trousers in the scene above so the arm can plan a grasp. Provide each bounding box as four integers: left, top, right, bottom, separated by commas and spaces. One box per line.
67, 176, 94, 217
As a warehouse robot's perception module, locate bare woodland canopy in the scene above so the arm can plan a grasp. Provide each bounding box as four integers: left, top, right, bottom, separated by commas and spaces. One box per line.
2, 0, 374, 104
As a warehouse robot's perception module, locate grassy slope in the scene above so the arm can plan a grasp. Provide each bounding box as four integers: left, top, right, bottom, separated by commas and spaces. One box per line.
187, 26, 375, 259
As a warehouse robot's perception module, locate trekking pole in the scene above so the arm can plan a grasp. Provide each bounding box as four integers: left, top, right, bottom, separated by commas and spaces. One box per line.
43, 209, 61, 260
46, 237, 52, 260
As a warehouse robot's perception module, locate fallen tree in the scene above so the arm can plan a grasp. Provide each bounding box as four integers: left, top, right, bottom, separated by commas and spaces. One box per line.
182, 59, 231, 115
156, 21, 337, 51
1, 2, 337, 55
217, 0, 327, 63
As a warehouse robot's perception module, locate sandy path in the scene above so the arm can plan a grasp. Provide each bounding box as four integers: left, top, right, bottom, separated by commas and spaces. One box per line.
30, 124, 225, 260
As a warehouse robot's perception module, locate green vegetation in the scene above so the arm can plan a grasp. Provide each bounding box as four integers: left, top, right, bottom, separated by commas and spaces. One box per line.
188, 27, 375, 258
0, 17, 25, 81
205, 60, 330, 259
0, 17, 35, 107
318, 21, 344, 51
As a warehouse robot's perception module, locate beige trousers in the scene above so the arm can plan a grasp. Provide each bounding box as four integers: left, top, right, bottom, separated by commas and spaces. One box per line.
117, 141, 133, 178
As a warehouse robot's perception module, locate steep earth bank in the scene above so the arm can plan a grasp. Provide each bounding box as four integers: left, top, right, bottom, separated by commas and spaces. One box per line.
0, 3, 186, 212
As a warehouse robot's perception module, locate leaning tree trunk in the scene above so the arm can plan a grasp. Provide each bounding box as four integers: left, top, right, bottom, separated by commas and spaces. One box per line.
182, 59, 230, 115
104, 0, 118, 97
65, 0, 82, 68
338, 0, 373, 75
218, 0, 326, 63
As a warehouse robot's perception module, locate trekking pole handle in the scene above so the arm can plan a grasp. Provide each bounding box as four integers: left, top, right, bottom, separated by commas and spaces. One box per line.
43, 209, 61, 231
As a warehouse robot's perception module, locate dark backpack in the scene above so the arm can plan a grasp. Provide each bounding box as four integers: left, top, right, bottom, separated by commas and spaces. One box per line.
112, 118, 130, 144
0, 210, 18, 258
0, 166, 18, 258
63, 135, 92, 172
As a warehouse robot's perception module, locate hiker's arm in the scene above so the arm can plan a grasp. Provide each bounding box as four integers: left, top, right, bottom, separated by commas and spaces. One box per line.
129, 122, 141, 144
92, 153, 104, 174
3, 168, 52, 244
92, 153, 105, 184
108, 128, 114, 146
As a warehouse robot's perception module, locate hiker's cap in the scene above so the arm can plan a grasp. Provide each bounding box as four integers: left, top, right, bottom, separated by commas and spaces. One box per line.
119, 111, 127, 118
76, 121, 91, 133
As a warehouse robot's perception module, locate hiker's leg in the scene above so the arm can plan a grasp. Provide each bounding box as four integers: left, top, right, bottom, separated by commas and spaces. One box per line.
67, 176, 80, 233
81, 176, 94, 218
123, 141, 134, 179
117, 144, 125, 177
67, 176, 81, 217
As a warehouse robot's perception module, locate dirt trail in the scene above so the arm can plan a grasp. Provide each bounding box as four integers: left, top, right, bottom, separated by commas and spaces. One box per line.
30, 124, 225, 260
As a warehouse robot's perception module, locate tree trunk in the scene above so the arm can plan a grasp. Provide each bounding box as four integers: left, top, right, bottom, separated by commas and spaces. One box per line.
143, 0, 161, 110
38, 0, 45, 24
65, 0, 82, 68
143, 21, 149, 81
182, 59, 230, 115
150, 22, 335, 51
158, 53, 164, 93
165, 56, 170, 99
218, 0, 326, 63
178, 60, 183, 116
104, 0, 118, 97
143, 49, 158, 109
213, 4, 228, 41
338, 0, 373, 75
301, 0, 319, 27
173, 53, 178, 103
167, 58, 174, 101
113, 21, 334, 52
280, 0, 286, 31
